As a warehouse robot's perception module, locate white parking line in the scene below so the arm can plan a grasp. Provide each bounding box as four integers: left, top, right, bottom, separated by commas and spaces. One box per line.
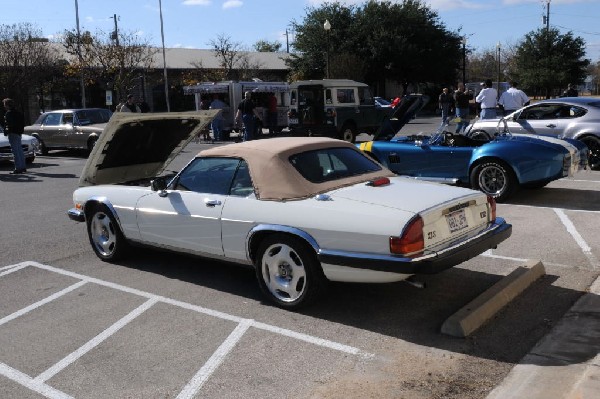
0, 362, 74, 399
0, 281, 88, 327
554, 208, 599, 269
0, 263, 30, 277
34, 298, 159, 384
0, 261, 373, 398
177, 319, 253, 399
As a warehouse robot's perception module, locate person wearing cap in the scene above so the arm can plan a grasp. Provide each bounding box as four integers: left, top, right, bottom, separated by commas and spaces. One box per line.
235, 91, 262, 142
120, 94, 141, 113
498, 81, 529, 116
475, 79, 498, 120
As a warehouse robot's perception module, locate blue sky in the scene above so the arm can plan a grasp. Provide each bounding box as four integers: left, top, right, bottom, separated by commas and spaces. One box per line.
2, 0, 599, 60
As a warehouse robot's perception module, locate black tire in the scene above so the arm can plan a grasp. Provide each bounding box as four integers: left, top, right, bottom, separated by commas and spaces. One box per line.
470, 160, 518, 202
36, 136, 49, 155
467, 129, 492, 142
339, 123, 357, 143
580, 135, 600, 170
86, 204, 129, 261
25, 156, 35, 165
255, 234, 327, 309
87, 136, 98, 153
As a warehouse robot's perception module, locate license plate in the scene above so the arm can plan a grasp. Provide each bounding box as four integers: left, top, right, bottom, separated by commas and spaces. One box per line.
446, 209, 468, 233
289, 118, 298, 124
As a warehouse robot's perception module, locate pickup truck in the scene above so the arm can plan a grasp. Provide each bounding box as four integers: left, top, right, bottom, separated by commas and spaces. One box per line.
287, 79, 394, 143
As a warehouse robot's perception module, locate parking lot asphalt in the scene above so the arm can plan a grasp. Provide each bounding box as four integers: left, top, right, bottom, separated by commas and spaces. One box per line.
0, 116, 599, 398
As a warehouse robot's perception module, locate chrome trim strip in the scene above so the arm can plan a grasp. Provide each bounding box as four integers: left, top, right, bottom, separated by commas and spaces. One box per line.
83, 196, 124, 232
247, 224, 320, 260
319, 217, 506, 264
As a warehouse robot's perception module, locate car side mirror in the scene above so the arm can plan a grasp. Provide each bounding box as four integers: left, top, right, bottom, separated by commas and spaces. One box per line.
151, 177, 168, 197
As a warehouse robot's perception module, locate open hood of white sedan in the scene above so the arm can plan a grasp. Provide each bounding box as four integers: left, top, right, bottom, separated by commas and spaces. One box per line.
79, 111, 217, 187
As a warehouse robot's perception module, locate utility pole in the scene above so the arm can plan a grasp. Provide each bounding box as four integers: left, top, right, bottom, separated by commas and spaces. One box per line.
545, 0, 550, 32
74, 0, 86, 108
112, 14, 120, 46
543, 0, 551, 98
285, 29, 289, 53
158, 0, 171, 112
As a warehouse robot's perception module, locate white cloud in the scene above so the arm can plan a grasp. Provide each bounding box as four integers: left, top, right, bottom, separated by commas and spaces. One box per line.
223, 0, 243, 9
182, 0, 211, 6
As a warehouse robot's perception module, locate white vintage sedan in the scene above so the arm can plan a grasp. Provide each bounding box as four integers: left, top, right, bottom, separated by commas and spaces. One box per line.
68, 112, 512, 309
0, 132, 38, 164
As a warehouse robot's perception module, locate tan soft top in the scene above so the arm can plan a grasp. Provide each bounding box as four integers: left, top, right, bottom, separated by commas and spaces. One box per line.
198, 137, 395, 201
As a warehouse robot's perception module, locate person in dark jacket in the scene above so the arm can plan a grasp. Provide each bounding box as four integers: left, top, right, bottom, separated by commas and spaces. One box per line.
454, 83, 473, 134
561, 84, 578, 97
438, 87, 455, 129
3, 98, 27, 174
235, 91, 262, 142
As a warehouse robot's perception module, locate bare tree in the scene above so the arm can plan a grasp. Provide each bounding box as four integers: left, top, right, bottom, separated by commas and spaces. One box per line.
62, 28, 158, 101
208, 34, 245, 80
0, 23, 61, 110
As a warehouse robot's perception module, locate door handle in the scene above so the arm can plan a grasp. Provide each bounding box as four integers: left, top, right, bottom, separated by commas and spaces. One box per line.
204, 198, 222, 207
545, 124, 556, 128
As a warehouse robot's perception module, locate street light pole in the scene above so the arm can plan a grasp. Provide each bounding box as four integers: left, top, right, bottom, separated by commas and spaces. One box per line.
461, 37, 467, 84
158, 0, 170, 112
496, 42, 501, 99
323, 19, 331, 79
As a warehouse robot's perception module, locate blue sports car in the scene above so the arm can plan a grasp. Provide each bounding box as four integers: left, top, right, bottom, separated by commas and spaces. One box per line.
358, 95, 589, 202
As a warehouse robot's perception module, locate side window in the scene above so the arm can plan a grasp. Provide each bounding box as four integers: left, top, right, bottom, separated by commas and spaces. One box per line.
570, 106, 586, 118
42, 113, 62, 126
175, 157, 240, 194
336, 89, 356, 104
230, 160, 255, 197
62, 113, 74, 125
358, 87, 374, 105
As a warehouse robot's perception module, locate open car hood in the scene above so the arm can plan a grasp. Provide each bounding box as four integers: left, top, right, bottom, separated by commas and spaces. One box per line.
79, 111, 217, 187
374, 94, 430, 141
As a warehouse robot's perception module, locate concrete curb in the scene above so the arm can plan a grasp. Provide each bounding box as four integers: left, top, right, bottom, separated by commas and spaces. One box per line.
486, 274, 600, 399
441, 259, 546, 337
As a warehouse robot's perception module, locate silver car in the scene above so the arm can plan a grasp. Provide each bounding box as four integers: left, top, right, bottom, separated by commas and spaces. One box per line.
465, 97, 600, 169
24, 108, 112, 154
0, 132, 38, 165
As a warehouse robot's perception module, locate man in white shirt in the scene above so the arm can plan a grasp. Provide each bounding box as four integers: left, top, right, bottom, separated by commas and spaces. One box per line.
475, 79, 498, 119
498, 81, 529, 116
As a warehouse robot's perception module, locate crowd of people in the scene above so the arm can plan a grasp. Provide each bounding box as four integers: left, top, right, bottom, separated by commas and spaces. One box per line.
2, 80, 582, 175
437, 80, 579, 131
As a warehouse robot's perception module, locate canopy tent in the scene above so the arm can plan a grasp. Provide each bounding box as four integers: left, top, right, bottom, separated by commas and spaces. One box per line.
242, 84, 289, 93
183, 83, 230, 95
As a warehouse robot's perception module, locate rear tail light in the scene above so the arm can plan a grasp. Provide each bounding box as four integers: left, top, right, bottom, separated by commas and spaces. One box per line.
487, 196, 496, 223
390, 215, 424, 255
366, 177, 390, 187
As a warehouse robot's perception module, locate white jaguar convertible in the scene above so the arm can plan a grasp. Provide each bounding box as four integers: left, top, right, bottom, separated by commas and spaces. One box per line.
68, 112, 512, 309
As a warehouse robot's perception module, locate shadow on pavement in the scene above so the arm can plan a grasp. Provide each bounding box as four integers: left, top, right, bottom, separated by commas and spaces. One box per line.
114, 247, 588, 367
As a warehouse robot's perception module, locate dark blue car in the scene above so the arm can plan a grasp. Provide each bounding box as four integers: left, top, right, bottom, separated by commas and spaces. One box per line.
358, 95, 589, 202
